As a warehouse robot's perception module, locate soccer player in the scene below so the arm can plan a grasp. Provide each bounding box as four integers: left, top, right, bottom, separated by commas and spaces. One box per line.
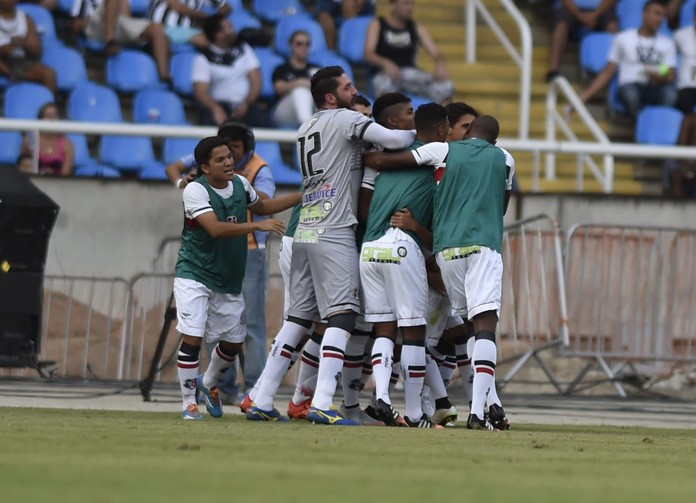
246, 66, 415, 425
174, 136, 301, 420
363, 115, 510, 430
361, 103, 450, 428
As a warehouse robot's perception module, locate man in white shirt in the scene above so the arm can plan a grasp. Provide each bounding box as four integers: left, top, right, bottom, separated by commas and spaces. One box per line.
577, 0, 677, 119
192, 14, 263, 126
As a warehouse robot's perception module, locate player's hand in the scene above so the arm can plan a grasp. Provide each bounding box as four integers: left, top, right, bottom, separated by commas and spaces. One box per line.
178, 169, 198, 189
258, 218, 286, 235
390, 208, 416, 231
362, 151, 384, 168
427, 270, 447, 296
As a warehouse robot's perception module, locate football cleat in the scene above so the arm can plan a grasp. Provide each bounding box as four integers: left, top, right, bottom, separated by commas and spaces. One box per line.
196, 375, 222, 418
488, 403, 511, 430
306, 406, 358, 426
246, 404, 288, 422
182, 403, 203, 420
339, 402, 384, 426
404, 414, 444, 429
431, 405, 458, 426
374, 398, 407, 427
287, 398, 312, 420
364, 404, 381, 422
466, 413, 494, 431
239, 394, 252, 414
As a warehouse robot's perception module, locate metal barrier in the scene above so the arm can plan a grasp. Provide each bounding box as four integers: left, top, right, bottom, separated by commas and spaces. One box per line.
498, 215, 569, 391
565, 224, 696, 396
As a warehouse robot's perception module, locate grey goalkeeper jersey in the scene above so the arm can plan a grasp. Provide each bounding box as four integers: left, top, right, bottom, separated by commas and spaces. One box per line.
296, 108, 372, 231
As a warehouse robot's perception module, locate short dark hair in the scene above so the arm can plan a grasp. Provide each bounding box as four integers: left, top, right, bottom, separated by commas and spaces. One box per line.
469, 115, 500, 143
289, 30, 310, 44
310, 66, 345, 108
354, 94, 371, 108
644, 0, 664, 12
414, 102, 448, 133
445, 102, 478, 127
203, 14, 226, 43
372, 92, 411, 126
37, 102, 57, 119
194, 136, 228, 166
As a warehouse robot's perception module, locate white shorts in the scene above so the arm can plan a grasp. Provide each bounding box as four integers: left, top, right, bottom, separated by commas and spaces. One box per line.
424, 288, 464, 345
360, 230, 428, 327
436, 245, 502, 320
279, 235, 293, 319
173, 277, 246, 344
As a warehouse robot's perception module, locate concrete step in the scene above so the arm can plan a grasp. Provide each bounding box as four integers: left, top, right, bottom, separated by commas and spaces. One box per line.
517, 177, 644, 194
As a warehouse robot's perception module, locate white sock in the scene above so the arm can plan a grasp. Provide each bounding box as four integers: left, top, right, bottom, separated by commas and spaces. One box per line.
311, 327, 351, 410
439, 355, 457, 386
487, 381, 502, 407
253, 321, 307, 410
342, 333, 369, 408
291, 334, 321, 405
177, 341, 200, 410
424, 351, 448, 400
202, 344, 237, 390
359, 338, 375, 389
371, 337, 394, 404
389, 361, 401, 394
471, 336, 497, 419
401, 342, 426, 420
457, 339, 474, 404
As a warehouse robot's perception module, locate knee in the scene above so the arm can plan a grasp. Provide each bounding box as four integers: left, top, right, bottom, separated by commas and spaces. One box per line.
328, 312, 356, 333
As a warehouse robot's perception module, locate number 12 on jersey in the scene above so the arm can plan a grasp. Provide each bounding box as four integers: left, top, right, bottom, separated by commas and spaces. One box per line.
298, 132, 323, 178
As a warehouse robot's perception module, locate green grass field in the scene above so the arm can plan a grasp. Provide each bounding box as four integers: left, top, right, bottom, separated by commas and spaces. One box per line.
1, 407, 695, 503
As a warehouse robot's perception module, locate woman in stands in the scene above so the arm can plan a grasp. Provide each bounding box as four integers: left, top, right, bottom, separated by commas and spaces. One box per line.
22, 103, 74, 176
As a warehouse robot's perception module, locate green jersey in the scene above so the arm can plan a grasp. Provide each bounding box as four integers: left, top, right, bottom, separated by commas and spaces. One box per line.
363, 140, 434, 247
412, 139, 506, 253
285, 203, 301, 238
175, 175, 253, 294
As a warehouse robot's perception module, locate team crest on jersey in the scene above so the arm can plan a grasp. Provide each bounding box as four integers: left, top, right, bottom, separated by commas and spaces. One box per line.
322, 201, 333, 212
227, 216, 238, 223
397, 247, 407, 258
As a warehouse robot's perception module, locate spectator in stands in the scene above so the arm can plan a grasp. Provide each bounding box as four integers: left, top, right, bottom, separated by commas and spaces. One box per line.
21, 103, 74, 177
665, 112, 696, 197
545, 0, 619, 83
353, 94, 372, 117
316, 0, 376, 50
147, 0, 230, 48
70, 0, 172, 82
445, 101, 478, 140
271, 30, 319, 128
364, 0, 453, 103
0, 0, 56, 92
674, 4, 696, 114
192, 14, 263, 126
577, 0, 677, 119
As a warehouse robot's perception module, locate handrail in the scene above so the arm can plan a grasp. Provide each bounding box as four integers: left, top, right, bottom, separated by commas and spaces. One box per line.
466, 0, 532, 139
547, 76, 615, 193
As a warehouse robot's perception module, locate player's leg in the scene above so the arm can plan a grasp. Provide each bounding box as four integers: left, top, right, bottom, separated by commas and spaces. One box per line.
340, 321, 380, 424
288, 325, 325, 419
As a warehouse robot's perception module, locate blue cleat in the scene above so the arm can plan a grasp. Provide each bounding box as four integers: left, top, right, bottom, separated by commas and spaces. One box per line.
306, 406, 358, 426
196, 375, 223, 418
182, 403, 203, 420
246, 404, 288, 422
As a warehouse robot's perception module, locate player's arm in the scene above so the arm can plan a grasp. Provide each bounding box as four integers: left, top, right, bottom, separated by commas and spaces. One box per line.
363, 141, 448, 171
501, 148, 516, 215
390, 208, 433, 251
425, 256, 447, 296
362, 122, 415, 150
358, 166, 377, 223
250, 192, 303, 216
167, 154, 198, 188
195, 211, 286, 237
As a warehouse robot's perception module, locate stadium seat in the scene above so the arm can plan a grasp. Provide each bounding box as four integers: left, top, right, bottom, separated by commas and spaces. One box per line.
133, 89, 188, 125
309, 50, 354, 81
256, 141, 302, 185
607, 76, 626, 116
163, 137, 198, 165
338, 16, 373, 64
106, 50, 164, 93
139, 162, 169, 180
617, 0, 671, 34
129, 0, 149, 17
41, 45, 88, 93
680, 0, 696, 27
99, 136, 156, 172
255, 47, 286, 101
74, 165, 122, 178
3, 82, 54, 119
0, 132, 22, 165
229, 8, 262, 31
253, 0, 306, 23
227, 0, 244, 10
170, 52, 197, 96
635, 106, 684, 144
0, 76, 8, 91
67, 134, 95, 167
408, 94, 431, 110
579, 32, 615, 75
68, 81, 123, 122
275, 14, 327, 57
18, 3, 58, 44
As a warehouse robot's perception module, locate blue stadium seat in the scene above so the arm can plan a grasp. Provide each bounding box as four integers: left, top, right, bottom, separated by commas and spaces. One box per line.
99, 136, 156, 172
338, 16, 373, 64
74, 165, 122, 178
170, 52, 197, 96
41, 45, 88, 93
617, 0, 671, 34
607, 76, 626, 116
107, 50, 164, 93
229, 8, 262, 31
635, 106, 684, 144
163, 137, 198, 165
579, 32, 615, 75
68, 81, 123, 122
139, 162, 169, 180
309, 50, 354, 81
67, 134, 95, 167
408, 94, 431, 110
255, 47, 286, 101
0, 132, 22, 165
3, 82, 54, 118
680, 0, 696, 27
133, 89, 188, 124
18, 3, 58, 44
227, 0, 244, 10
171, 43, 196, 54
129, 0, 149, 17
256, 141, 302, 185
253, 0, 306, 23
0, 76, 8, 91
275, 14, 327, 57
56, 0, 74, 14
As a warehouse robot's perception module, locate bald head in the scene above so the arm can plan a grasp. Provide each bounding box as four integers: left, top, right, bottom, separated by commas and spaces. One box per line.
468, 115, 500, 144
